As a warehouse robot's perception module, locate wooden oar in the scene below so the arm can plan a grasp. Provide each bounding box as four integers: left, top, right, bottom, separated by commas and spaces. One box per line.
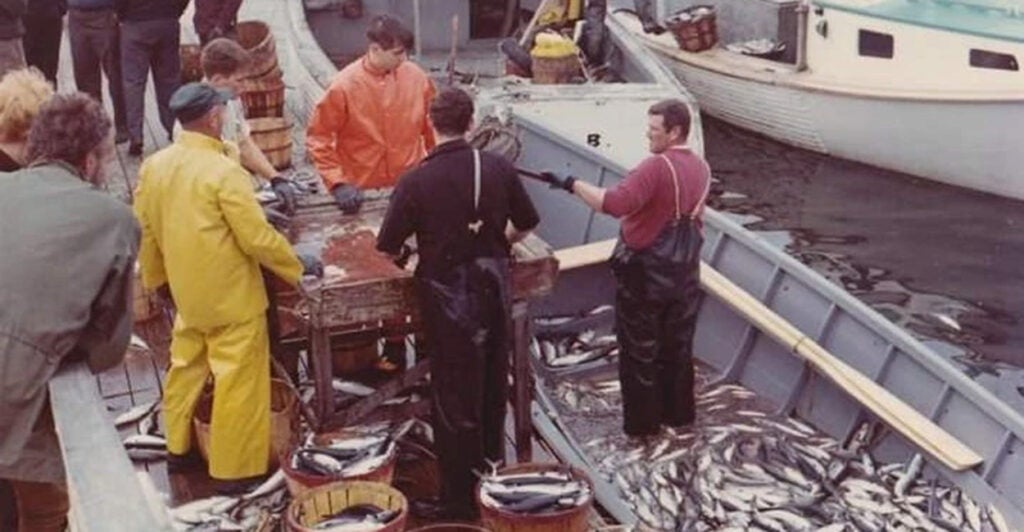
699, 263, 983, 472
552, 240, 983, 471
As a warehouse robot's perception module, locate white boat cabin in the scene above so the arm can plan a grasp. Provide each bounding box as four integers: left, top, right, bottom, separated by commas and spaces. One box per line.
806, 0, 1024, 94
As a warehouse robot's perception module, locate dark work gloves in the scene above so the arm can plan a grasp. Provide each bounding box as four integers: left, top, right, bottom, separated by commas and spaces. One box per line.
298, 253, 324, 278
332, 183, 364, 214
270, 176, 299, 215
541, 171, 576, 193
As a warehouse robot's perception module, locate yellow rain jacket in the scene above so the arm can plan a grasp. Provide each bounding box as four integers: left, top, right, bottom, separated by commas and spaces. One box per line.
134, 131, 302, 480
134, 131, 302, 326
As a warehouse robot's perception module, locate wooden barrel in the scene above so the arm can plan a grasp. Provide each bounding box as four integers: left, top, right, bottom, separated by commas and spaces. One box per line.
281, 428, 397, 497
476, 463, 593, 532
193, 378, 298, 468
286, 480, 407, 532
240, 76, 285, 118
247, 117, 293, 169
236, 20, 278, 79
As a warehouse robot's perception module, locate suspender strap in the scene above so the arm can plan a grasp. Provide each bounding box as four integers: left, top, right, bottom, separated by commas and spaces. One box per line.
659, 152, 710, 220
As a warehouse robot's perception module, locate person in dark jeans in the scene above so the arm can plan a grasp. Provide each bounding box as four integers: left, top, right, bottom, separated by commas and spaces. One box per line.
115, 0, 188, 155
68, 0, 128, 143
0, 0, 26, 77
193, 0, 242, 47
22, 0, 65, 85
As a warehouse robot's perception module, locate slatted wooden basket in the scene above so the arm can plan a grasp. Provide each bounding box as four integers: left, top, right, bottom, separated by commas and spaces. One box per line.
248, 117, 293, 169
193, 378, 297, 467
240, 76, 285, 119
286, 481, 407, 532
236, 20, 278, 79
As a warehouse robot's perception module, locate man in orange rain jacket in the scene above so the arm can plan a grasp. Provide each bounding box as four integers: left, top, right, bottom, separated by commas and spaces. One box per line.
306, 14, 435, 371
306, 14, 436, 215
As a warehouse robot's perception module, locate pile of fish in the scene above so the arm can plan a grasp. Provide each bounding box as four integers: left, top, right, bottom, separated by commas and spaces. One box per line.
169, 469, 288, 531
478, 467, 592, 515
309, 503, 400, 531
533, 305, 619, 369
289, 420, 412, 479
552, 376, 1012, 531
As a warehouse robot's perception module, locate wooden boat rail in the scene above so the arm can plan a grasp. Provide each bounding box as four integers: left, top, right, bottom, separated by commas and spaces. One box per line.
49, 363, 174, 531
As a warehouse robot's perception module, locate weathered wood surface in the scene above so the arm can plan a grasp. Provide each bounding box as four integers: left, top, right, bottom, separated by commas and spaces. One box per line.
49, 362, 174, 531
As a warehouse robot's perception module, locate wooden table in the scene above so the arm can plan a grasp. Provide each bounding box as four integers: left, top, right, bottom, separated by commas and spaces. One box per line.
272, 194, 557, 462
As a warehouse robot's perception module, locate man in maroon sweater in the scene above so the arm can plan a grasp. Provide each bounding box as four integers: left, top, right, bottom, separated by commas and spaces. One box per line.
545, 99, 711, 436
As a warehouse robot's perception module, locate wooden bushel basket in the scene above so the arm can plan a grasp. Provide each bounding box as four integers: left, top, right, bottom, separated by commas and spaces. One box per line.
531, 55, 581, 84
240, 77, 285, 119
281, 428, 397, 497
248, 117, 293, 169
666, 6, 718, 52
477, 463, 593, 532
180, 44, 203, 83
193, 378, 298, 468
236, 20, 278, 79
286, 481, 407, 532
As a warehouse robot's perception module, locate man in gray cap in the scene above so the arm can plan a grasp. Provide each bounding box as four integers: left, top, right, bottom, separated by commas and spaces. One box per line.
134, 82, 321, 493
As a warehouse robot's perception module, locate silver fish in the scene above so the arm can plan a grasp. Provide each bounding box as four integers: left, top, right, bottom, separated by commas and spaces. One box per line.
331, 379, 376, 397
114, 400, 159, 427
123, 433, 166, 449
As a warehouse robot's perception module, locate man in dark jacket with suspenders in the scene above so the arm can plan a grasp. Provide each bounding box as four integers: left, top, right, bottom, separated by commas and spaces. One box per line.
545, 99, 711, 437
377, 87, 540, 520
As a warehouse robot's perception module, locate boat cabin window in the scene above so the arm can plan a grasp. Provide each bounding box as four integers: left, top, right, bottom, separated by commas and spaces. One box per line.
858, 30, 893, 59
969, 49, 1019, 71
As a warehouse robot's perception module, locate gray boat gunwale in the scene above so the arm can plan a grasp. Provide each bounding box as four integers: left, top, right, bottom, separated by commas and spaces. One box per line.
286, 0, 1024, 524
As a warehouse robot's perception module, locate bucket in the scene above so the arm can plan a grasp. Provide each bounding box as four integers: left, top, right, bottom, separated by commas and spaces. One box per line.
666, 5, 717, 52
193, 378, 298, 468
476, 463, 593, 532
531, 55, 580, 84
285, 480, 407, 532
281, 429, 397, 497
240, 77, 285, 118
237, 20, 278, 79
180, 43, 203, 83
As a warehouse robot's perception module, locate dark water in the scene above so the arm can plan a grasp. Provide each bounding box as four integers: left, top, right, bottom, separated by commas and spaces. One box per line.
701, 116, 1024, 413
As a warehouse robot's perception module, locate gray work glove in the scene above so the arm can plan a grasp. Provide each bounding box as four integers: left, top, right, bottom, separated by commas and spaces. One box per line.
297, 253, 324, 278
263, 205, 291, 231
270, 175, 299, 215
540, 171, 577, 193
331, 183, 364, 214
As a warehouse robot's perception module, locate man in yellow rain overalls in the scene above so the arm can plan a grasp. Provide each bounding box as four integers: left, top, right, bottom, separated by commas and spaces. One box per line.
134, 82, 322, 493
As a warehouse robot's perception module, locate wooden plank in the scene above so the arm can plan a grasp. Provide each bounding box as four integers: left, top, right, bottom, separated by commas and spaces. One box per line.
700, 264, 984, 471
554, 239, 615, 270
49, 362, 174, 531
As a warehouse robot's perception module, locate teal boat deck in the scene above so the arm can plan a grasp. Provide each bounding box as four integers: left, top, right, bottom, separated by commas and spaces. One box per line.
814, 0, 1024, 43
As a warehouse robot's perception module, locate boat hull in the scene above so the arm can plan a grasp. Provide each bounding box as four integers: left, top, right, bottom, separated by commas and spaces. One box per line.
658, 53, 1024, 200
